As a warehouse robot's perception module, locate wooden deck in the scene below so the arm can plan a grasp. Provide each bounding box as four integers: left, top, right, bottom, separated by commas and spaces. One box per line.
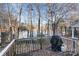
16, 46, 74, 56
16, 46, 63, 56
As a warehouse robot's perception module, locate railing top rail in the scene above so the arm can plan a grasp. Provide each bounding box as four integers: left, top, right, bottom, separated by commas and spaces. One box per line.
61, 36, 78, 40
17, 36, 79, 41
18, 36, 51, 40
0, 39, 16, 56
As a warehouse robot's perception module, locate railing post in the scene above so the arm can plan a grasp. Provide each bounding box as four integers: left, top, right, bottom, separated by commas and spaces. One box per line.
0, 39, 16, 56
72, 37, 78, 55
71, 27, 74, 52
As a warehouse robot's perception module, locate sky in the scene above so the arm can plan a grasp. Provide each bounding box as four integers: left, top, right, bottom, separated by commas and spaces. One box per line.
1, 3, 79, 25
9, 3, 48, 25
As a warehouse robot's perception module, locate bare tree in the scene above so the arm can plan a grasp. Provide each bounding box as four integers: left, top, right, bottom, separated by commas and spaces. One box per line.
17, 4, 23, 38
47, 3, 77, 35
7, 4, 16, 40
35, 4, 41, 37
28, 4, 33, 38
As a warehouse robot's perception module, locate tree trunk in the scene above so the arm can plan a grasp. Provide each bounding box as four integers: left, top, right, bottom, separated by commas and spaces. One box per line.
37, 14, 40, 37
47, 19, 49, 36
60, 26, 63, 36
65, 26, 66, 35
52, 23, 56, 35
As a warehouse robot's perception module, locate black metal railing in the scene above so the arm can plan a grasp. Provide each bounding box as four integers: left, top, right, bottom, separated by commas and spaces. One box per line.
0, 36, 51, 56
15, 37, 51, 55
0, 36, 79, 56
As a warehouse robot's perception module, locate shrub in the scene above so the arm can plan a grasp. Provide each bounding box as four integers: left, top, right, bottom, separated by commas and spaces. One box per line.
50, 35, 63, 51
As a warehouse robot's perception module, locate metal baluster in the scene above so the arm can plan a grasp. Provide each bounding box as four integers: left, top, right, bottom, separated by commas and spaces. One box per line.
9, 47, 11, 56
11, 46, 13, 56
38, 39, 40, 50
12, 43, 14, 56
75, 40, 77, 55
19, 40, 21, 54
22, 40, 24, 54
16, 41, 18, 55
77, 40, 79, 54
33, 40, 35, 50
20, 40, 22, 54
32, 38, 34, 52
25, 40, 27, 53
11, 45, 13, 56
37, 38, 39, 50
12, 45, 14, 56
8, 47, 10, 56
18, 40, 19, 54
34, 39, 36, 51
16, 40, 18, 54
37, 40, 38, 50
6, 51, 9, 56
24, 40, 26, 53
23, 40, 24, 53
21, 40, 22, 54
15, 40, 17, 55
20, 40, 21, 54
5, 52, 7, 56
10, 47, 12, 56
30, 38, 33, 55
29, 39, 31, 55
66, 39, 68, 52
17, 40, 18, 54
23, 40, 26, 53
4, 53, 6, 56
28, 39, 30, 55
36, 40, 38, 50
30, 39, 32, 55
13, 41, 16, 56
35, 40, 36, 50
